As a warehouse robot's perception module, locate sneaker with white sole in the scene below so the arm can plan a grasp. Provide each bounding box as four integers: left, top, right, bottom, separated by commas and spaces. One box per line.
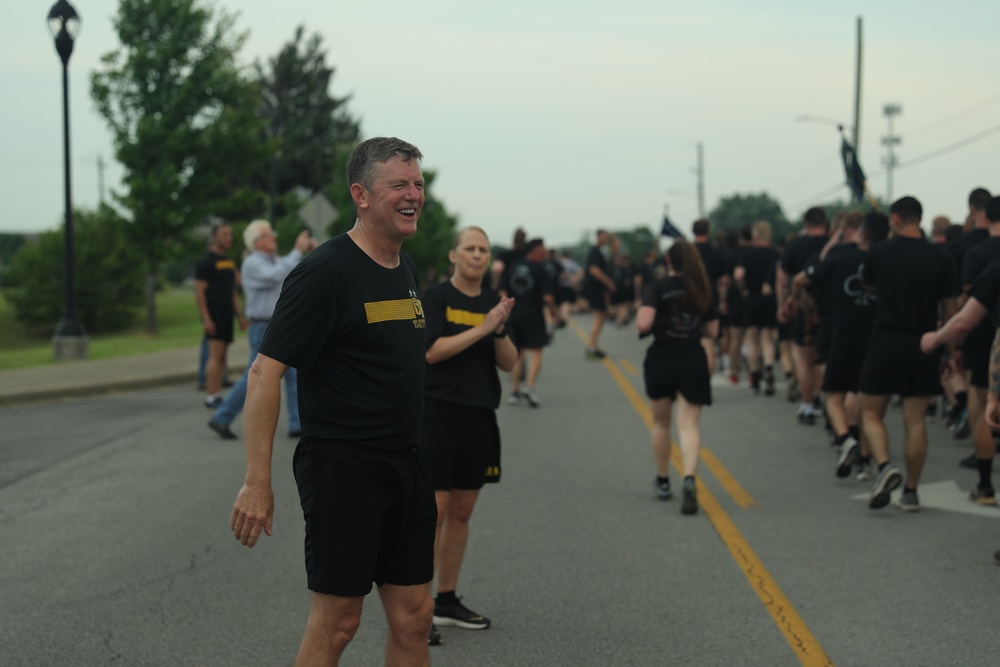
897, 488, 920, 512
522, 388, 540, 408
653, 477, 672, 500
507, 391, 523, 406
869, 466, 903, 510
835, 437, 860, 478
433, 598, 490, 630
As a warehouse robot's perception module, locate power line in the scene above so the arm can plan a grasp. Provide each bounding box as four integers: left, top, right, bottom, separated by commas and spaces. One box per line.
906, 91, 1000, 137
895, 122, 1000, 170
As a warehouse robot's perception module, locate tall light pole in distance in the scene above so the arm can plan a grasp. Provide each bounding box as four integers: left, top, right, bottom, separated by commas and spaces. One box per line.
882, 104, 902, 204
47, 0, 88, 360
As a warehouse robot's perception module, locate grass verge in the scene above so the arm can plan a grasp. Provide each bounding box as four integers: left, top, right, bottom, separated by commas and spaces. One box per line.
0, 287, 219, 371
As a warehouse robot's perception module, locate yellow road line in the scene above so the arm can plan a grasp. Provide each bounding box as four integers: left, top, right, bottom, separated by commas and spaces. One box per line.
699, 449, 758, 509
569, 318, 834, 666
618, 359, 637, 376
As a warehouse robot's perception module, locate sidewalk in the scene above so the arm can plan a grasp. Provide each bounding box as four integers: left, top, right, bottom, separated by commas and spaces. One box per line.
0, 337, 250, 407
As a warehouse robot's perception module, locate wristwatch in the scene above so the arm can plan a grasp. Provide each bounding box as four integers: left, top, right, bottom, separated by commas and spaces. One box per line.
493, 325, 507, 338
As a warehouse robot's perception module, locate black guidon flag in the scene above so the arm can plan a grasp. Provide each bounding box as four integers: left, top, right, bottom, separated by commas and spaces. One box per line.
840, 133, 867, 204
660, 214, 685, 239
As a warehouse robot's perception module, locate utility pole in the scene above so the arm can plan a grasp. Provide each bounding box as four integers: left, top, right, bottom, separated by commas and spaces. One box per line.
696, 142, 705, 218
882, 104, 902, 203
96, 154, 105, 206
852, 17, 863, 160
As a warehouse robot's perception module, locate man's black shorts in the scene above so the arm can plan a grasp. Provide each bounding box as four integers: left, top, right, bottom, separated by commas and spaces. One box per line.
822, 330, 870, 393
207, 303, 234, 343
292, 438, 436, 597
962, 319, 993, 389
582, 284, 608, 313
726, 286, 744, 328
643, 343, 712, 406
509, 311, 548, 349
743, 293, 777, 328
421, 397, 501, 490
859, 329, 942, 397
816, 320, 834, 366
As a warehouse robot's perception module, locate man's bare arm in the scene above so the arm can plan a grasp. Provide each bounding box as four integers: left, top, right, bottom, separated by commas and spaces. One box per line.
230, 353, 287, 548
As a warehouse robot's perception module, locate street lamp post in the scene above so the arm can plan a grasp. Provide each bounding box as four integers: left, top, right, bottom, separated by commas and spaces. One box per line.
47, 0, 88, 360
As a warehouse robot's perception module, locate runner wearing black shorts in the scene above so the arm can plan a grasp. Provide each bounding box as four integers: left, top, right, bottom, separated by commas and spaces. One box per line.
859, 196, 960, 512
504, 239, 557, 407
637, 240, 719, 515
725, 226, 751, 384
422, 226, 517, 643
778, 207, 829, 424
735, 221, 780, 395
798, 212, 887, 479
229, 138, 436, 665
582, 230, 615, 359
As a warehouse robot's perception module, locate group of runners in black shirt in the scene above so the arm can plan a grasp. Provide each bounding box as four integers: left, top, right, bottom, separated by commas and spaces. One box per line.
697, 189, 1000, 565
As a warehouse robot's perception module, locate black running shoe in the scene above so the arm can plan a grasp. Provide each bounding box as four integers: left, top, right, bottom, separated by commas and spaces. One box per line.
969, 485, 998, 506
653, 477, 672, 500
433, 598, 490, 630
428, 624, 442, 646
959, 453, 978, 469
994, 549, 1000, 567
835, 437, 860, 478
681, 478, 698, 515
869, 466, 903, 510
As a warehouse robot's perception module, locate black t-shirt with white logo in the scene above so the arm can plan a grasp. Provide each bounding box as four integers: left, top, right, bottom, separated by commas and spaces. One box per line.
194, 251, 237, 307
805, 243, 875, 334
862, 236, 959, 334
504, 259, 555, 316
422, 280, 501, 409
259, 234, 426, 450
641, 275, 718, 345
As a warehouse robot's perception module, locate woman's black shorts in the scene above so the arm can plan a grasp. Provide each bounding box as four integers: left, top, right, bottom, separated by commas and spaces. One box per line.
643, 342, 712, 406
421, 397, 501, 490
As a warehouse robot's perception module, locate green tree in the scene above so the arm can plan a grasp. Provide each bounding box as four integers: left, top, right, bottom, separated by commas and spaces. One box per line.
1, 209, 144, 334
610, 226, 658, 265
0, 233, 27, 273
709, 192, 791, 239
91, 0, 269, 333
808, 197, 884, 223
255, 26, 360, 217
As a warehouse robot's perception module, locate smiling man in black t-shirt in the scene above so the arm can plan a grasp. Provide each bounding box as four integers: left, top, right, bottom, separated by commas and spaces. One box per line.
228, 137, 436, 665
859, 196, 960, 513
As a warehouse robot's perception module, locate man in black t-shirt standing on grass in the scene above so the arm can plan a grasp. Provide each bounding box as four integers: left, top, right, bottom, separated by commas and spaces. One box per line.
229, 137, 436, 666
194, 223, 246, 409
860, 196, 960, 512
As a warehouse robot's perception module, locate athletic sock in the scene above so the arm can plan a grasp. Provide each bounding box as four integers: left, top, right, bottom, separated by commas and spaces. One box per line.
684, 475, 695, 483
878, 461, 890, 473
436, 590, 458, 605
977, 457, 994, 489
955, 391, 968, 412
656, 475, 670, 485
834, 433, 850, 445
848, 425, 860, 441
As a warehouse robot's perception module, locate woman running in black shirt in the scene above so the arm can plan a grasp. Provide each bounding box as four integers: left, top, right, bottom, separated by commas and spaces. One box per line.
637, 240, 718, 514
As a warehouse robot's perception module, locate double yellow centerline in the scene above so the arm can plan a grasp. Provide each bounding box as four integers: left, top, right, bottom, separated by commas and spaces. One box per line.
577, 324, 834, 667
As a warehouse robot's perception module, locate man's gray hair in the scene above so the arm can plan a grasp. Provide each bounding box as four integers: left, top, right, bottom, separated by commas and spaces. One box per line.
347, 137, 423, 190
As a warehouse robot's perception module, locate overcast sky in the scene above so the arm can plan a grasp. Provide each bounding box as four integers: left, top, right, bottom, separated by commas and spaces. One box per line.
4, 0, 999, 248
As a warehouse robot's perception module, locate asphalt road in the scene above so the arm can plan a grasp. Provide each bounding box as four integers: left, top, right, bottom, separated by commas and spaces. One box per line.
3, 315, 1000, 666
